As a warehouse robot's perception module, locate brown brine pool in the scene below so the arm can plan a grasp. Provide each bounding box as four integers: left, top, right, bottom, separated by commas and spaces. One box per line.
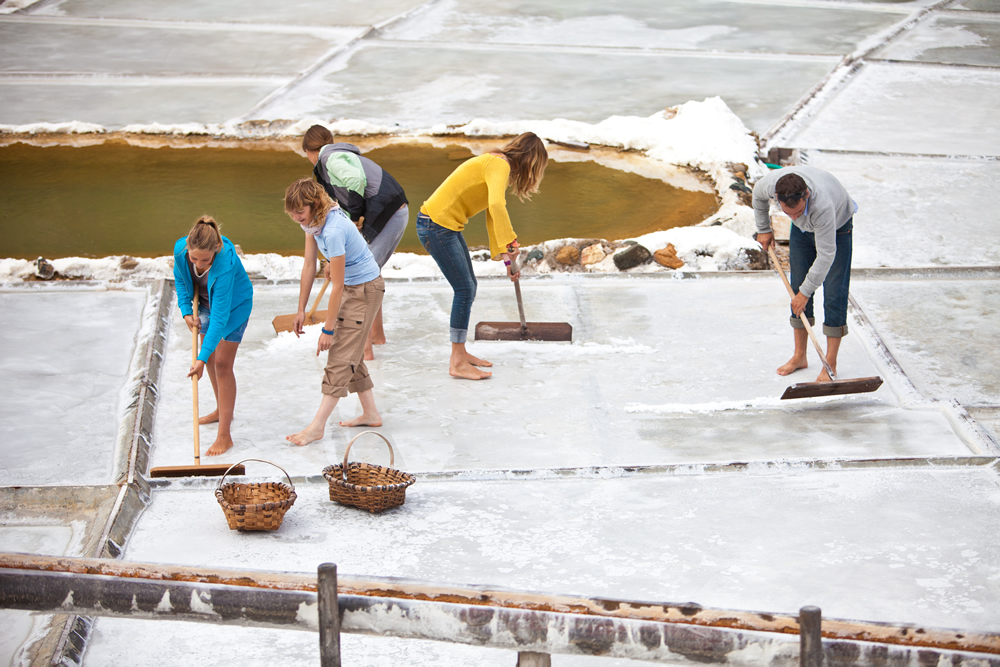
0, 137, 719, 260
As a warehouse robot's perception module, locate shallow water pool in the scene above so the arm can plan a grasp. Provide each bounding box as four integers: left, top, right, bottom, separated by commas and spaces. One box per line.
0, 136, 719, 259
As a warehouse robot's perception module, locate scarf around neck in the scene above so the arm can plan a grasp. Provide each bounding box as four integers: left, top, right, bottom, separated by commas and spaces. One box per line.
300, 222, 324, 237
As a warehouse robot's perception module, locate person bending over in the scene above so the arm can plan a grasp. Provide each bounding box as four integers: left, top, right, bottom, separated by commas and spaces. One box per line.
753, 165, 858, 382
172, 215, 253, 455
302, 124, 408, 360
417, 132, 547, 380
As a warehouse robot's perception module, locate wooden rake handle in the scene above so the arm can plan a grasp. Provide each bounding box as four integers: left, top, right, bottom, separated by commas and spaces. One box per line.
192, 287, 201, 465
767, 245, 837, 381
307, 278, 331, 324
510, 256, 527, 334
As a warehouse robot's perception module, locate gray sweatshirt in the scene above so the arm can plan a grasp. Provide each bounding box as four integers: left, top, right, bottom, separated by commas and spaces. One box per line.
752, 165, 857, 298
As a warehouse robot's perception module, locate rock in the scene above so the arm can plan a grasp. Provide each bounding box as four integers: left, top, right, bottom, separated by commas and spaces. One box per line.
234, 244, 244, 257
34, 257, 54, 280
729, 181, 751, 194
119, 255, 139, 271
654, 244, 684, 269
525, 247, 544, 264
613, 244, 651, 271
744, 246, 767, 270
580, 243, 606, 266
555, 245, 580, 266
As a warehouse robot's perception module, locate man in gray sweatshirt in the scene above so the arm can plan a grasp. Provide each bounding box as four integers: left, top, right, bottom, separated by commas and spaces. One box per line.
753, 165, 857, 382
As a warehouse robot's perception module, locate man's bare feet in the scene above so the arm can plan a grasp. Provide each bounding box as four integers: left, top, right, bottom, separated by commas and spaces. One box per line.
371, 333, 386, 345
450, 359, 492, 380
286, 424, 324, 446
364, 345, 375, 361
815, 366, 835, 383
205, 435, 233, 456
339, 411, 383, 427
199, 410, 219, 425
777, 356, 808, 376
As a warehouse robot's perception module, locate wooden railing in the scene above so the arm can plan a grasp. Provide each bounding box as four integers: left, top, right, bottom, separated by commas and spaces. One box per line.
1, 553, 998, 666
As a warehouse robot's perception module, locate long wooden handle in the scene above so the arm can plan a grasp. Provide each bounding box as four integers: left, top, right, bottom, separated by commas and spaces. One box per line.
191, 287, 201, 465
307, 278, 331, 324
767, 245, 837, 380
510, 257, 527, 334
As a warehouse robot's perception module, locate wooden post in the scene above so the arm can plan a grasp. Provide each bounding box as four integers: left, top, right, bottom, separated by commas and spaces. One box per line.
319, 563, 341, 667
800, 605, 823, 667
516, 651, 551, 666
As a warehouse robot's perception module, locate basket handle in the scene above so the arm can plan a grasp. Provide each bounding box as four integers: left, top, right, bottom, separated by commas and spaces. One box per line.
217, 458, 294, 491
342, 431, 395, 480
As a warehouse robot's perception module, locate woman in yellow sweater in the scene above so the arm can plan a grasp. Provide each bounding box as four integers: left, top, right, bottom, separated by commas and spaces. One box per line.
417, 132, 548, 380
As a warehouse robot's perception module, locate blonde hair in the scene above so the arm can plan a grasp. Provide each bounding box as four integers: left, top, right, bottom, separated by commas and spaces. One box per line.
284, 178, 335, 227
186, 215, 222, 251
302, 124, 334, 153
495, 132, 548, 201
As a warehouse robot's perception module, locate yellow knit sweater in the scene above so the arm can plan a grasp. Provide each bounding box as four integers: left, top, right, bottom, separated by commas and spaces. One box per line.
420, 153, 517, 260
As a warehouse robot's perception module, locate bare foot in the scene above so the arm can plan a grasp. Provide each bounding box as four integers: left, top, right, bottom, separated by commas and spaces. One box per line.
364, 343, 375, 361
205, 435, 233, 456
339, 412, 383, 428
198, 409, 219, 425
450, 359, 492, 380
371, 334, 386, 345
464, 353, 493, 368
777, 356, 808, 376
286, 424, 324, 446
816, 366, 835, 383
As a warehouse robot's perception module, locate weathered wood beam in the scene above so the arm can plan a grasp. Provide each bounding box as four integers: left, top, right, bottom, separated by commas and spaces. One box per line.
2, 553, 998, 658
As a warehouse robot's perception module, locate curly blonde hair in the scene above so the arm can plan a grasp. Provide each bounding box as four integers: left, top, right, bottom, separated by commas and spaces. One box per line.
284, 178, 335, 227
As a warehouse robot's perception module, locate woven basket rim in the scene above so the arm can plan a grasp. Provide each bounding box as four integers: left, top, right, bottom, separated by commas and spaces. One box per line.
215, 482, 297, 512
322, 463, 415, 493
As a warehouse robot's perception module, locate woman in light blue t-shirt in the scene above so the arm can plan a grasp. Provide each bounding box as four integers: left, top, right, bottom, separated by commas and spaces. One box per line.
282, 178, 386, 447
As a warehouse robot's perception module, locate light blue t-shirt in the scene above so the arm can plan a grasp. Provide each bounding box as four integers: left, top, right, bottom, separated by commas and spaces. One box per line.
315, 207, 381, 285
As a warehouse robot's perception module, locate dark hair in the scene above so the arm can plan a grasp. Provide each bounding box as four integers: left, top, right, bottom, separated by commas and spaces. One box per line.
775, 173, 807, 204
186, 215, 222, 252
302, 124, 334, 153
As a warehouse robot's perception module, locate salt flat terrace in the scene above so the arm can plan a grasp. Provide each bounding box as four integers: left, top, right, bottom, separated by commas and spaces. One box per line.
2, 271, 999, 665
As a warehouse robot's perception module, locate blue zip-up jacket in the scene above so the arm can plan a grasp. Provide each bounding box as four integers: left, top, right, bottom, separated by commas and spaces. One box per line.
173, 236, 254, 363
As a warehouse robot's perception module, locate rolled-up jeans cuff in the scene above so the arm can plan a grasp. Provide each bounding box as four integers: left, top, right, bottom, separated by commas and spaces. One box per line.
790, 316, 815, 330
823, 324, 849, 338
450, 327, 468, 344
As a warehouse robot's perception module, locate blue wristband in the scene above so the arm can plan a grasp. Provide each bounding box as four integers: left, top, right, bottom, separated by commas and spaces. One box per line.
321, 327, 335, 336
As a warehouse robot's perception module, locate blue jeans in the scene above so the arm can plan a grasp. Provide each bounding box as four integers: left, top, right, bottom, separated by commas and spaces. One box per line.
789, 218, 853, 337
416, 213, 476, 344
198, 308, 249, 343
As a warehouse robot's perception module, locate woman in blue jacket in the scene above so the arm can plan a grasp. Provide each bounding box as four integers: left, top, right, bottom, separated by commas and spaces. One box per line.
173, 216, 253, 456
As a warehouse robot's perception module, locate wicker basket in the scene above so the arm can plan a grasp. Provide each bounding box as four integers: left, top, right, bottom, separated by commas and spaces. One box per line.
216, 459, 297, 531
322, 431, 415, 513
